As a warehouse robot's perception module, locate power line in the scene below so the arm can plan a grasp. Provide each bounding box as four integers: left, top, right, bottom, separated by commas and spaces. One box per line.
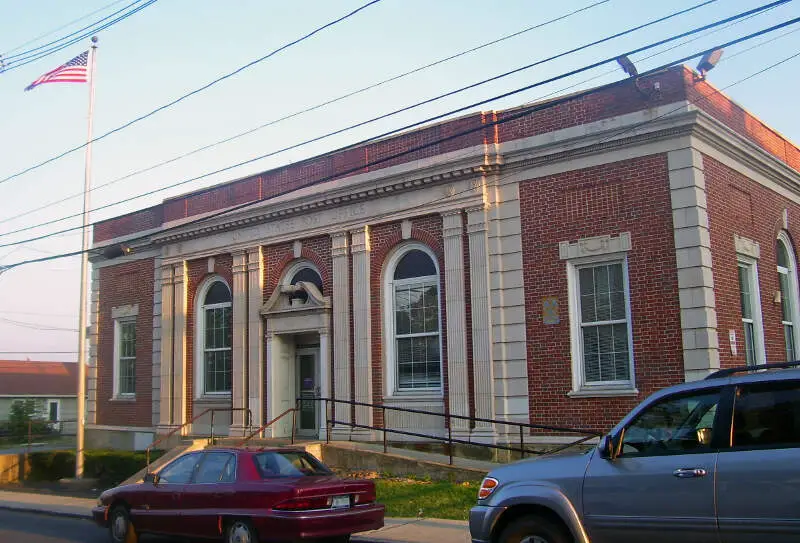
0, 1, 778, 245
0, 0, 386, 187
0, 351, 78, 355
0, 317, 78, 332
0, 0, 617, 227
1, 0, 153, 70
1, 0, 129, 55
5, 30, 799, 272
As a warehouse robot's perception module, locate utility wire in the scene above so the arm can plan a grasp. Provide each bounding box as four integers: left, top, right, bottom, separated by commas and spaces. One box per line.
0, 317, 78, 332
0, 0, 386, 186
4, 30, 799, 272
0, 0, 776, 243
0, 0, 618, 227
1, 0, 152, 68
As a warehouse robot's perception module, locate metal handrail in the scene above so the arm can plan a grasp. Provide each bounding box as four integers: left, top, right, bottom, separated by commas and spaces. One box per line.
306, 397, 600, 465
236, 407, 298, 446
145, 407, 252, 473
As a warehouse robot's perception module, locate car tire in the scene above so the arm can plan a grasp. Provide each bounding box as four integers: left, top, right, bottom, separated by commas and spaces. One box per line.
108, 505, 137, 543
497, 515, 571, 543
226, 518, 258, 543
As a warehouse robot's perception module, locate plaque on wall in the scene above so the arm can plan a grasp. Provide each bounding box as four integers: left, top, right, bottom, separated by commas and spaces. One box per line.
542, 297, 560, 325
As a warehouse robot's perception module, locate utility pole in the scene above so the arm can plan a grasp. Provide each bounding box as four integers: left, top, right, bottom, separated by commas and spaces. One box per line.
76, 36, 98, 479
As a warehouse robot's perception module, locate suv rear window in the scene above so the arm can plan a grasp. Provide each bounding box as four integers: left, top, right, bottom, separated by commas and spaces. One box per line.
732, 381, 800, 448
252, 451, 332, 478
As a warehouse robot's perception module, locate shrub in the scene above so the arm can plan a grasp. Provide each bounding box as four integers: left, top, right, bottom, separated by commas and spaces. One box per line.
27, 449, 165, 488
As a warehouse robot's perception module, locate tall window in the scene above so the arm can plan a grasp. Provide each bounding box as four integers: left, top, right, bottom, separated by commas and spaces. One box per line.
738, 257, 764, 366
777, 235, 799, 361
114, 318, 136, 397
386, 245, 442, 393
200, 280, 232, 394
576, 261, 632, 386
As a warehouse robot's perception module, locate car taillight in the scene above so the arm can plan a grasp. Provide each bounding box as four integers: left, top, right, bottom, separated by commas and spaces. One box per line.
478, 477, 499, 500
354, 488, 376, 504
273, 496, 333, 511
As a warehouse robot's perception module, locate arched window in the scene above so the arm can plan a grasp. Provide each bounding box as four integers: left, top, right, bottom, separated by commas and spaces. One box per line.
197, 278, 232, 395
283, 261, 323, 304
777, 233, 800, 360
384, 244, 442, 393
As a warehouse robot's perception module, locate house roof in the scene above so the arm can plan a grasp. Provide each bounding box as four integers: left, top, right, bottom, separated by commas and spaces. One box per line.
0, 360, 78, 397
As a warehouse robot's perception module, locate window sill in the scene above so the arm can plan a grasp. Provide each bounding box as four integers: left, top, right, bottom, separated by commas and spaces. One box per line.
384, 391, 443, 403
568, 387, 639, 398
195, 394, 232, 404
111, 395, 136, 402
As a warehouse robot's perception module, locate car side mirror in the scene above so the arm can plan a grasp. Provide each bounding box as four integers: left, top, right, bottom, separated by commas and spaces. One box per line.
599, 433, 621, 461
143, 472, 159, 485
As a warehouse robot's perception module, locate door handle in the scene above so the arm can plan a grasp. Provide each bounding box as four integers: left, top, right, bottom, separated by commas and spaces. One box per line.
673, 468, 707, 478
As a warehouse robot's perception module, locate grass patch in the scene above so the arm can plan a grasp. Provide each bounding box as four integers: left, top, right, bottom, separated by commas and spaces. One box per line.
375, 478, 479, 520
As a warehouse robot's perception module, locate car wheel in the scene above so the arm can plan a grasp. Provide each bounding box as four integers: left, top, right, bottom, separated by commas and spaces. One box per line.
226, 519, 258, 543
108, 505, 137, 543
497, 515, 571, 543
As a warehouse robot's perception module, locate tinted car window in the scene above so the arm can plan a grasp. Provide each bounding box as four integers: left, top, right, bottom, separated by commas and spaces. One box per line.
194, 452, 236, 483
253, 451, 332, 478
732, 381, 800, 448
621, 389, 720, 456
158, 453, 200, 484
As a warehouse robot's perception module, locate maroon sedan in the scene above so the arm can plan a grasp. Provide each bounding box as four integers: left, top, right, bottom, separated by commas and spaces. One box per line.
92, 447, 384, 543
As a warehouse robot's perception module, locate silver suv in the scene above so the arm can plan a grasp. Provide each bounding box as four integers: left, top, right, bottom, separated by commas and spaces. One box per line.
470, 362, 800, 543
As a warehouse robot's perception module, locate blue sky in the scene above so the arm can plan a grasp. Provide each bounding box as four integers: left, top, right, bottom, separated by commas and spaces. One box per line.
0, 0, 799, 361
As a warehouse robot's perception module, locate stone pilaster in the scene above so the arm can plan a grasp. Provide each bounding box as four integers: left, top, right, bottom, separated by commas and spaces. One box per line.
350, 226, 373, 433
331, 231, 352, 437
467, 205, 494, 438
158, 264, 175, 430
231, 251, 248, 434
87, 268, 100, 425
442, 210, 470, 433
151, 257, 162, 427
263, 331, 274, 438
668, 148, 719, 381
247, 247, 263, 430
172, 262, 188, 432
319, 329, 331, 441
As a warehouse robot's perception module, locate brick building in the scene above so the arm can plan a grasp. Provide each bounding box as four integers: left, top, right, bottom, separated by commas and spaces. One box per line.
87, 66, 800, 449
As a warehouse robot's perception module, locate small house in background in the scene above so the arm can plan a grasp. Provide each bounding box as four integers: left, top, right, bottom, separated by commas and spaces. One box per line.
0, 360, 78, 435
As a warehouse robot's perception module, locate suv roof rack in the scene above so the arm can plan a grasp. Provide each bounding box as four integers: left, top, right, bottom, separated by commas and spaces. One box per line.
705, 360, 800, 379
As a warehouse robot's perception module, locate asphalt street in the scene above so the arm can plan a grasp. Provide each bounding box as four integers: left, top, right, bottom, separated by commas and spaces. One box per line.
0, 509, 170, 543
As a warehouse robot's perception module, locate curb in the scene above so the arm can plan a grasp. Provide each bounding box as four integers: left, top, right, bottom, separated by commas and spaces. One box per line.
0, 503, 92, 521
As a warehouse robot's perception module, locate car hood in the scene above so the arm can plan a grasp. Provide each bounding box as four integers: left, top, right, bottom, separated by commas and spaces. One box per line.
486, 449, 595, 484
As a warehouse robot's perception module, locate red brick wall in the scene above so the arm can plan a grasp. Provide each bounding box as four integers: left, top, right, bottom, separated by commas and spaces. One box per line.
520, 154, 684, 433
703, 155, 800, 368
185, 254, 233, 420
261, 236, 332, 420
96, 258, 155, 427
369, 216, 446, 426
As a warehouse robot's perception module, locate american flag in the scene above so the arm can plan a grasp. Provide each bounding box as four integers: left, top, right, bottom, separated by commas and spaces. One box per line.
24, 50, 89, 92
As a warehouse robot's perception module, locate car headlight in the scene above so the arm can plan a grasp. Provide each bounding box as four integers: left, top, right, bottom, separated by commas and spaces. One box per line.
478, 477, 499, 500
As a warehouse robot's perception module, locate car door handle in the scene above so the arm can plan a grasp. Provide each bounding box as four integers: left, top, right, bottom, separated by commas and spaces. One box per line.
673, 468, 707, 478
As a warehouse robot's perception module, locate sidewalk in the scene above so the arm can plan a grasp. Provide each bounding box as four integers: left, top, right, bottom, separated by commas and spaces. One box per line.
0, 489, 471, 543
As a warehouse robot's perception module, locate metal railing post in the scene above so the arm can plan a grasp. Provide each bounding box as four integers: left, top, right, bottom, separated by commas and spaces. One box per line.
291, 399, 298, 444
209, 410, 215, 445
382, 406, 387, 454
519, 424, 525, 459
325, 399, 331, 444
448, 412, 453, 466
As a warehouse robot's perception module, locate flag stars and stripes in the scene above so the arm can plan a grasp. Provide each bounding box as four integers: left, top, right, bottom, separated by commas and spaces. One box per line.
24, 50, 89, 91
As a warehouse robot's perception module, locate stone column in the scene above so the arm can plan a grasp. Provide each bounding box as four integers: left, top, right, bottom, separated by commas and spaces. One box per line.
318, 329, 330, 441
231, 251, 249, 435
247, 247, 264, 431
350, 226, 373, 435
331, 232, 351, 437
158, 264, 175, 430
442, 210, 470, 433
467, 205, 495, 438
151, 257, 163, 428
172, 262, 188, 432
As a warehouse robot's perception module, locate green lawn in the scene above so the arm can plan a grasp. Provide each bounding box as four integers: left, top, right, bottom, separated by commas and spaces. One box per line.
375, 478, 480, 520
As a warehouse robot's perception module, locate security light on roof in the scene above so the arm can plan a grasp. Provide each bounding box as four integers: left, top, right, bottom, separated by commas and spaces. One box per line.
616, 55, 638, 77
697, 49, 724, 79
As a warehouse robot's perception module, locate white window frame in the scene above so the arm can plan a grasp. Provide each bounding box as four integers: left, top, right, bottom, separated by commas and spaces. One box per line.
383, 242, 444, 397
194, 276, 233, 398
738, 255, 766, 366
112, 316, 137, 399
47, 399, 60, 423
776, 232, 800, 361
566, 254, 636, 396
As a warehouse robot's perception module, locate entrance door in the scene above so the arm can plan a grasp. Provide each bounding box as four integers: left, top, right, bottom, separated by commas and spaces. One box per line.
296, 349, 319, 438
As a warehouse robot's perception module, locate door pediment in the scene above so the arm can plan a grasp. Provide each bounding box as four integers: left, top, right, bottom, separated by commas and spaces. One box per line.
261, 281, 331, 318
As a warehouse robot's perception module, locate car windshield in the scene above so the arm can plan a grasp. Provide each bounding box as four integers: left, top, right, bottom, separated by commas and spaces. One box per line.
253, 451, 332, 478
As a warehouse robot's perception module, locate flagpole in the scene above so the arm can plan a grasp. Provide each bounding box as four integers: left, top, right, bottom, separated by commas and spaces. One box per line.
76, 36, 98, 480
